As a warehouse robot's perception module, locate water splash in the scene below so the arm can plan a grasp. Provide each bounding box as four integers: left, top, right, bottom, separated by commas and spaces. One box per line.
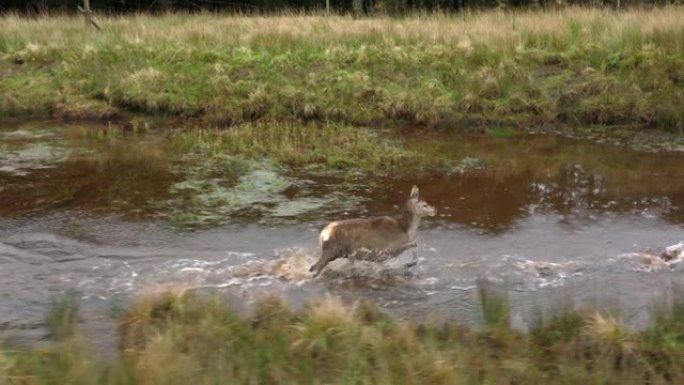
617, 241, 684, 272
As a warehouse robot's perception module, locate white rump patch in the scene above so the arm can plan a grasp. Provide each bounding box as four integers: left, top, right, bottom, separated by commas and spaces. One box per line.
320, 222, 337, 243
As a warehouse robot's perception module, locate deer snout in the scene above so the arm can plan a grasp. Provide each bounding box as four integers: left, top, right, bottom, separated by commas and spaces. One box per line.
425, 205, 436, 216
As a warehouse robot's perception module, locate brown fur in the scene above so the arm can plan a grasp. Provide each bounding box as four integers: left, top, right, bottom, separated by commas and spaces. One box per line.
310, 185, 434, 277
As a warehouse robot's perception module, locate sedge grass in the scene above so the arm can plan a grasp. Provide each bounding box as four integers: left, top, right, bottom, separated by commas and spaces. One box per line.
3, 289, 684, 385
171, 122, 437, 172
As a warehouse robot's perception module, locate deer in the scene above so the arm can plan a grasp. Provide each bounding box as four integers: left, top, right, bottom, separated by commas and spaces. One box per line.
309, 185, 436, 278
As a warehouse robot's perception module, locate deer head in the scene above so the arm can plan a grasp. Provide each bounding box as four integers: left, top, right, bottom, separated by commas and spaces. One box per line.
406, 185, 436, 217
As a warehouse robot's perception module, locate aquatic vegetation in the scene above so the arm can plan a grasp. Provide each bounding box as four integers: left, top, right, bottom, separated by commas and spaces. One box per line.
162, 158, 369, 228
0, 128, 70, 176
3, 290, 684, 384
164, 160, 297, 227
161, 122, 438, 227
453, 156, 487, 174
171, 123, 434, 172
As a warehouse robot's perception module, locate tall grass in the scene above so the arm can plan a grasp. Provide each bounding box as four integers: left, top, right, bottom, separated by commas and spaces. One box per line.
1, 7, 683, 132
2, 289, 684, 384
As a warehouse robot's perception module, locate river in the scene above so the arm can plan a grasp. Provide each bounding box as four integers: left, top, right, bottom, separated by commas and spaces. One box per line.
1, 121, 683, 351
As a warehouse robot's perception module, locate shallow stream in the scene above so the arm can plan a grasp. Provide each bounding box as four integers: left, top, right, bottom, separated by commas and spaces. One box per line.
1, 122, 683, 350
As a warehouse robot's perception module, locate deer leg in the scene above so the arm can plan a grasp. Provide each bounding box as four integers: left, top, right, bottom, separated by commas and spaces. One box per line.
375, 241, 418, 263
310, 257, 327, 277
395, 241, 418, 255
404, 250, 419, 269
311, 242, 342, 277
349, 248, 358, 264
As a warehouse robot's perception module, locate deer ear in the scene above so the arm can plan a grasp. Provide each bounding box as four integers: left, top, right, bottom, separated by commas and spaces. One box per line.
410, 185, 419, 199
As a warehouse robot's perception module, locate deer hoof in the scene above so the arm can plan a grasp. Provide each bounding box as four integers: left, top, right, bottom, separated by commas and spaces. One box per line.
404, 260, 418, 268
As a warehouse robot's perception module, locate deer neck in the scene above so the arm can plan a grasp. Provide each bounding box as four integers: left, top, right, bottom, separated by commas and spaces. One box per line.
398, 208, 420, 241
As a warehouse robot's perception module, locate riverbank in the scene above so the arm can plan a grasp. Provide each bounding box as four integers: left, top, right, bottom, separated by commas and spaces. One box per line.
2, 290, 683, 384
1, 8, 683, 135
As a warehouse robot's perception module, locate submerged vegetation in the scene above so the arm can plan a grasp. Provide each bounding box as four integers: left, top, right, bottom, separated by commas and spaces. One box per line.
2, 289, 684, 384
162, 122, 438, 226
1, 7, 683, 135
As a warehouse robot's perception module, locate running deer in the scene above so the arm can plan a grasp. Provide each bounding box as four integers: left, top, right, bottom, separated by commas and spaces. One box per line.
309, 185, 436, 277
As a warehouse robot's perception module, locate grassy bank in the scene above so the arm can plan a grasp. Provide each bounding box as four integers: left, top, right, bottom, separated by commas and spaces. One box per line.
2, 290, 684, 384
1, 8, 683, 133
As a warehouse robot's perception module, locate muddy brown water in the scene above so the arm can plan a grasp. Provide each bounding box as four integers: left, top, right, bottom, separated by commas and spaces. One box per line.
1, 122, 683, 351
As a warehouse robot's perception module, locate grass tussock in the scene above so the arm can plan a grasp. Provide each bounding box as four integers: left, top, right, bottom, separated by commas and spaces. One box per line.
1, 7, 683, 133
3, 289, 684, 385
172, 122, 436, 172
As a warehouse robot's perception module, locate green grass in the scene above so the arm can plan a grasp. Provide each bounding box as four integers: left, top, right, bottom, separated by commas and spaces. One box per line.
0, 70, 54, 117
45, 294, 80, 341
1, 7, 683, 134
3, 289, 684, 385
172, 122, 437, 172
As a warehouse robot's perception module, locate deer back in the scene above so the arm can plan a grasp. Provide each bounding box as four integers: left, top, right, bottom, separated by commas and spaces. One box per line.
321, 216, 410, 252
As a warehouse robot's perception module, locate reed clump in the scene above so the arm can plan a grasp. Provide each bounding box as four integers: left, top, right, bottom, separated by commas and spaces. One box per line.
1, 7, 683, 133
3, 289, 684, 384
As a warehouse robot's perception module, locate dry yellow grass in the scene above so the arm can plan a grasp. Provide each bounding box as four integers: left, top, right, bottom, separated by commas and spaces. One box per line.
1, 7, 682, 50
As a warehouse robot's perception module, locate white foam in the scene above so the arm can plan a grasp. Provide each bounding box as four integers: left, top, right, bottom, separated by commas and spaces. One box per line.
618, 247, 684, 272
450, 285, 476, 291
